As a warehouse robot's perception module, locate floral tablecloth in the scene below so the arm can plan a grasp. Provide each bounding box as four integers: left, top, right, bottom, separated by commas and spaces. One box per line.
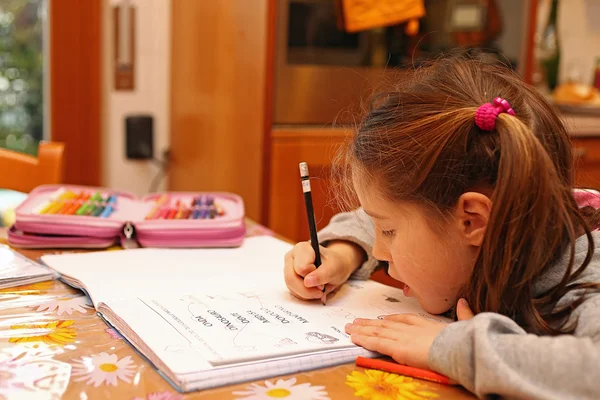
0, 222, 475, 400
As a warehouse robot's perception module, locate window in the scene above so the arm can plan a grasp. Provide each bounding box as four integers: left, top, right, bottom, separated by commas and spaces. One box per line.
0, 0, 46, 155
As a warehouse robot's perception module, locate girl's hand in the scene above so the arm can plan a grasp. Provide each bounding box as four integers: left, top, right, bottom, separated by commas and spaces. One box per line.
344, 298, 474, 369
284, 240, 365, 302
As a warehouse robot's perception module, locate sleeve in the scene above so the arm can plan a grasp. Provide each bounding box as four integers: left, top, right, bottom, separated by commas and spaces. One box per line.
428, 295, 600, 400
317, 208, 382, 280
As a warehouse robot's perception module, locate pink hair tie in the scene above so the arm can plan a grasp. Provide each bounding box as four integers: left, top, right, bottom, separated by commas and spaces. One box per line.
475, 97, 516, 131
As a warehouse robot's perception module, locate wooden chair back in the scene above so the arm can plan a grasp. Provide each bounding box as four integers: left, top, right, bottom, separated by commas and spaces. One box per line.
0, 141, 65, 193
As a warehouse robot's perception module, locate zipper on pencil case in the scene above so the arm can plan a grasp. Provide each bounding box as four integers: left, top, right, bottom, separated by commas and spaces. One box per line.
14, 218, 123, 238
134, 224, 246, 240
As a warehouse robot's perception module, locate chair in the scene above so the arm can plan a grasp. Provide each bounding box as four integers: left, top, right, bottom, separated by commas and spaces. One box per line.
0, 141, 65, 193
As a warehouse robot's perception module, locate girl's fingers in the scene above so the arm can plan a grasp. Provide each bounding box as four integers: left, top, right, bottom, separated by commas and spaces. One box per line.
345, 321, 405, 338
349, 334, 406, 363
382, 313, 427, 325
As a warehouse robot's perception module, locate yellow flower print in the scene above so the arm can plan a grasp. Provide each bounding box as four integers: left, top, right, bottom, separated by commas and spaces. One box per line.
346, 369, 438, 400
9, 320, 77, 346
0, 281, 53, 295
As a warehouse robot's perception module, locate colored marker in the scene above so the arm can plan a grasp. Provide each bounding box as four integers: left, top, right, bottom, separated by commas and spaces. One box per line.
208, 204, 217, 219
89, 191, 103, 202
175, 202, 186, 219
84, 204, 98, 216
57, 201, 75, 214
106, 194, 118, 204
100, 204, 114, 218
157, 208, 169, 219
146, 194, 168, 220
58, 190, 77, 201
72, 191, 84, 200
75, 202, 91, 216
91, 205, 105, 217
182, 209, 191, 219
166, 208, 177, 219
36, 201, 56, 214
64, 200, 83, 215
47, 201, 65, 214
191, 208, 201, 219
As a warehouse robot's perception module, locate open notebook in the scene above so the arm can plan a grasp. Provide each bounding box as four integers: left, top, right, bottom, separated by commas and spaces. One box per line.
0, 244, 56, 289
40, 236, 448, 392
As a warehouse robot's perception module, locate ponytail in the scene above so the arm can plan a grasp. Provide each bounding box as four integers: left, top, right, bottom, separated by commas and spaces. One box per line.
467, 114, 597, 334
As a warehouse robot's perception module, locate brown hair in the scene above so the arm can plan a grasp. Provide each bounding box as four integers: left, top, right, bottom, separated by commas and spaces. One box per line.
336, 55, 600, 335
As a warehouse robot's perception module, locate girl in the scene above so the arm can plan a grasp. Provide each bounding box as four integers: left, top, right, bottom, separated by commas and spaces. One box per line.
283, 56, 600, 399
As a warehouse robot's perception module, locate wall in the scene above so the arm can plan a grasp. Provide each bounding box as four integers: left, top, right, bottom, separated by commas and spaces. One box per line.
102, 0, 171, 196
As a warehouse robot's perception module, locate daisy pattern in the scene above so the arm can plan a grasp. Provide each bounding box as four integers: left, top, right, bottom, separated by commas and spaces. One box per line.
0, 346, 71, 399
31, 295, 92, 315
9, 320, 77, 346
346, 369, 438, 400
71, 352, 136, 387
233, 377, 329, 399
132, 391, 183, 400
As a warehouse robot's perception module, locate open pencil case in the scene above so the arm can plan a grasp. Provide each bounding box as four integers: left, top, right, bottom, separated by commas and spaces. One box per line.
8, 184, 246, 249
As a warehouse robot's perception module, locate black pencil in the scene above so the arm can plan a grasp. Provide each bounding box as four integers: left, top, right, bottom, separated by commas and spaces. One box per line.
299, 162, 326, 305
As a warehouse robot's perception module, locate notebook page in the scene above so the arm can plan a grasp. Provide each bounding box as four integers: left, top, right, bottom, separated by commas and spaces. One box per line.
39, 236, 294, 307
101, 296, 373, 392
102, 279, 448, 376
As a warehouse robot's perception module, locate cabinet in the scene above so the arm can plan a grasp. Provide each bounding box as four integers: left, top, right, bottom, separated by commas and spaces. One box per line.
268, 127, 349, 243
572, 137, 600, 189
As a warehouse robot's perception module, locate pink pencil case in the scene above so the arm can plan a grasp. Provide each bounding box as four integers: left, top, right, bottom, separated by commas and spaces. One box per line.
8, 184, 246, 249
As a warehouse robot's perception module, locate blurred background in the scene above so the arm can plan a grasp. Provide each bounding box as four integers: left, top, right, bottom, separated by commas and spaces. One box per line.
0, 0, 599, 241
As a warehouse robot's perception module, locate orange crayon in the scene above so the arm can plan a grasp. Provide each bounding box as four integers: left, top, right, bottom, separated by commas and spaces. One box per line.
355, 357, 456, 386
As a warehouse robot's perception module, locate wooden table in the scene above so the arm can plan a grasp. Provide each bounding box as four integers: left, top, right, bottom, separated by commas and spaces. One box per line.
0, 220, 475, 399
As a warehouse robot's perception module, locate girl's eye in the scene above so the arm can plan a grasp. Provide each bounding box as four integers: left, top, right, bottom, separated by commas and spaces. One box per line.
381, 229, 396, 237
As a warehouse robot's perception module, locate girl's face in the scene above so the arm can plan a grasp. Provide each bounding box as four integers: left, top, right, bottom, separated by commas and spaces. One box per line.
354, 179, 486, 315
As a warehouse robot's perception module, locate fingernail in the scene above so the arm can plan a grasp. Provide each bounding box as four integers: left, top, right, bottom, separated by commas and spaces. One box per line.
344, 323, 352, 332
459, 298, 468, 306
305, 276, 316, 287
316, 284, 324, 291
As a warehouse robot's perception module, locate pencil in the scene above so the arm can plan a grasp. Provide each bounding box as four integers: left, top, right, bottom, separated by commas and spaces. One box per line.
299, 162, 326, 305
355, 357, 456, 385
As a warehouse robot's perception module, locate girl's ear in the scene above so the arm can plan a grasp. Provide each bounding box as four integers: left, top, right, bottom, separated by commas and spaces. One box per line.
454, 192, 492, 247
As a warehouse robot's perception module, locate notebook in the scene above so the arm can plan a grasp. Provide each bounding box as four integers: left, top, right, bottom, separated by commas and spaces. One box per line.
0, 244, 56, 289
40, 236, 449, 392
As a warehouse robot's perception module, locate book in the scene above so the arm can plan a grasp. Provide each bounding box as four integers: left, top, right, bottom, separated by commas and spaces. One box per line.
40, 236, 449, 392
0, 244, 56, 289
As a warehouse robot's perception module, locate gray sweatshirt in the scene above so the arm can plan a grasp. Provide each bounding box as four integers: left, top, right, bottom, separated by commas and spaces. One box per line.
318, 208, 600, 400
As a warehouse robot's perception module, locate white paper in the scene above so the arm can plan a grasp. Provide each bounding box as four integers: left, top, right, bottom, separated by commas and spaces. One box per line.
40, 236, 294, 305
129, 280, 447, 368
